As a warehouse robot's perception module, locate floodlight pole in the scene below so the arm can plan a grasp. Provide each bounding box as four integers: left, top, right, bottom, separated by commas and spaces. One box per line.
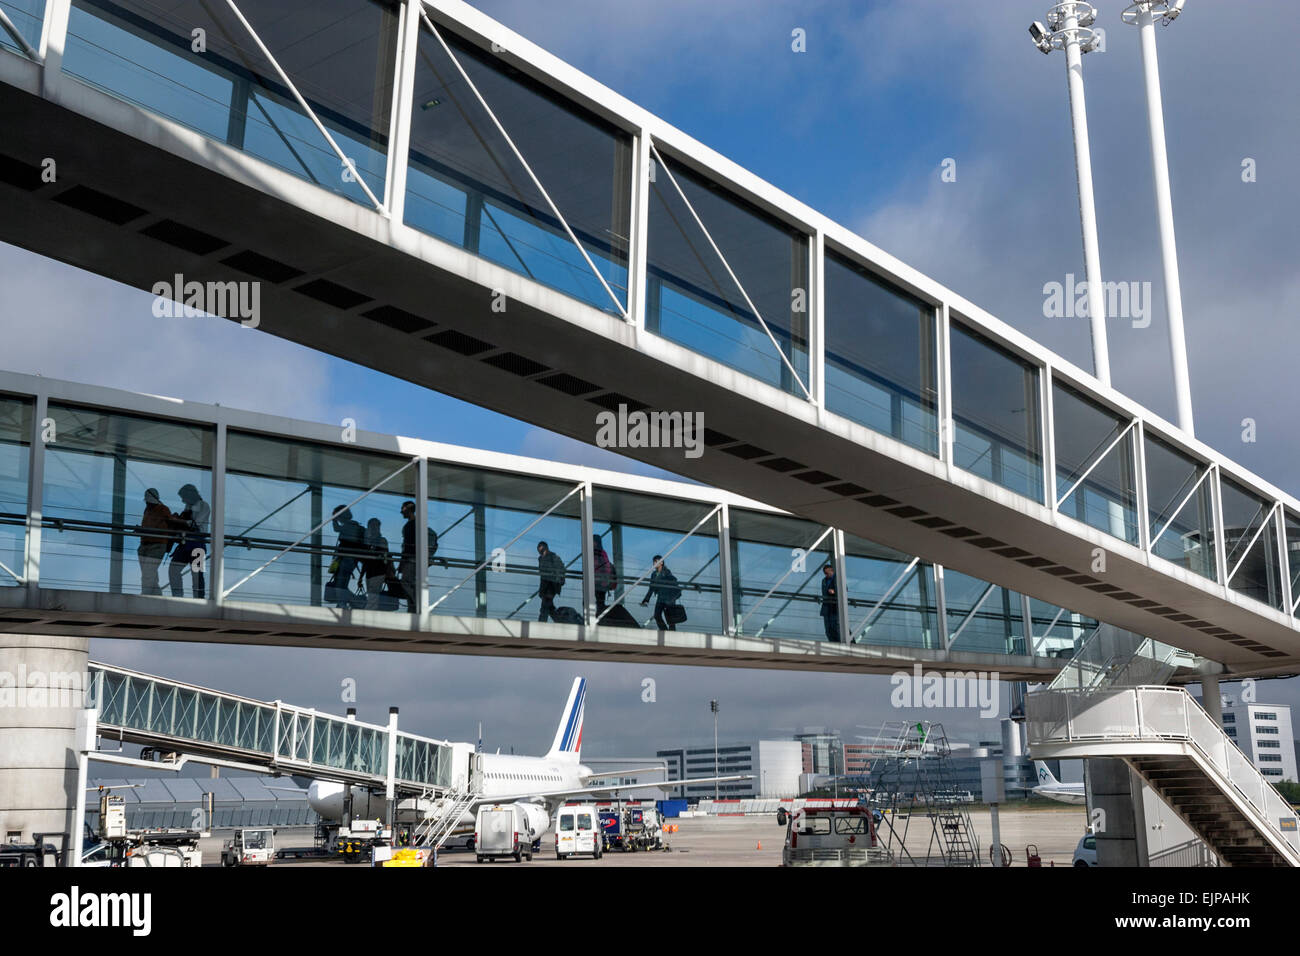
1061, 4, 1110, 386
1124, 1, 1194, 435
710, 699, 719, 801
1033, 3, 1110, 386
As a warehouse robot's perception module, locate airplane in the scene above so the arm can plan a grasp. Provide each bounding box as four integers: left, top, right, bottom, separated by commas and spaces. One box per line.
1032, 760, 1085, 805
307, 678, 751, 846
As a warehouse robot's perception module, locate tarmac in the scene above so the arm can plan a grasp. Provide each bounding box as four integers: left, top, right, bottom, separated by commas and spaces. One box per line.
206, 803, 1088, 868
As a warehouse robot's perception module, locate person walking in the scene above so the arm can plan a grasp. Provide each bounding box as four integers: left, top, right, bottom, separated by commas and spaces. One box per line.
640, 555, 682, 630
327, 505, 365, 608
536, 540, 565, 622
592, 534, 616, 615
820, 561, 841, 643
137, 488, 172, 595
166, 483, 210, 599
362, 518, 393, 610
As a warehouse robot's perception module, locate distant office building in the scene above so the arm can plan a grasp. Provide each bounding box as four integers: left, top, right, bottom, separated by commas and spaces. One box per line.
1213, 699, 1297, 782
656, 740, 802, 798
795, 731, 843, 775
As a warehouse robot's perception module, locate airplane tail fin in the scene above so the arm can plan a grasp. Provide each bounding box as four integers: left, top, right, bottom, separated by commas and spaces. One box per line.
1034, 760, 1059, 787
546, 677, 586, 761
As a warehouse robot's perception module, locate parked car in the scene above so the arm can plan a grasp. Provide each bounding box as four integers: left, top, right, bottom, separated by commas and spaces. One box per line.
1073, 832, 1097, 867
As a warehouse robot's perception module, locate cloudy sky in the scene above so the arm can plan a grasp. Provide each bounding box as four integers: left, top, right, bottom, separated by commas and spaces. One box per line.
3, 0, 1298, 760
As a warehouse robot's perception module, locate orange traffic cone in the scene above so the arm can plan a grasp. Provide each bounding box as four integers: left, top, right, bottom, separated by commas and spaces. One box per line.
756, 841, 762, 850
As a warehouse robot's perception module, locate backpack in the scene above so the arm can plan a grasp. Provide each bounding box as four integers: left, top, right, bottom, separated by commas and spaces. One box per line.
426, 527, 438, 565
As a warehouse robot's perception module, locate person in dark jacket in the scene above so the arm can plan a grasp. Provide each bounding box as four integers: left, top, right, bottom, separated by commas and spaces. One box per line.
537, 541, 565, 622
399, 500, 418, 613
137, 488, 173, 595
327, 505, 365, 608
166, 483, 210, 599
640, 555, 682, 630
592, 535, 616, 614
820, 561, 841, 643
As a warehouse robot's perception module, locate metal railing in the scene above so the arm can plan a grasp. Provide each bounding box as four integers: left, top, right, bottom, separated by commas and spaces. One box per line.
1027, 684, 1300, 861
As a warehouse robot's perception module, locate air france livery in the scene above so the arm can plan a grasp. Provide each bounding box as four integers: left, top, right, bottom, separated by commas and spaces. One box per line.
308, 678, 746, 834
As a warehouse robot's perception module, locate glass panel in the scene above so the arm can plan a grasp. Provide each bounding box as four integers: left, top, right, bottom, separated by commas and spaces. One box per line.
647, 151, 809, 396
1144, 435, 1216, 580
63, 0, 397, 206
425, 463, 582, 623
1219, 477, 1283, 610
728, 509, 831, 641
405, 23, 631, 314
824, 252, 937, 454
224, 431, 416, 610
592, 488, 721, 633
1052, 380, 1138, 544
950, 323, 1042, 500
175, 688, 197, 738
1026, 598, 1097, 659
945, 569, 1025, 656
0, 0, 43, 58
842, 534, 938, 649
40, 403, 214, 596
1286, 512, 1300, 618
0, 394, 31, 589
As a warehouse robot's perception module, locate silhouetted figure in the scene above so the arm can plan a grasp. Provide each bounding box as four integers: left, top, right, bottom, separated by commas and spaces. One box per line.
820, 561, 840, 643
362, 518, 394, 611
537, 541, 565, 622
167, 483, 209, 599
641, 555, 682, 630
592, 535, 616, 614
328, 505, 365, 608
137, 488, 172, 596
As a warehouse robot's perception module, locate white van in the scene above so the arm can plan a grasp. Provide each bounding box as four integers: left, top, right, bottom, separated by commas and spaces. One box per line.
554, 805, 602, 860
475, 804, 536, 863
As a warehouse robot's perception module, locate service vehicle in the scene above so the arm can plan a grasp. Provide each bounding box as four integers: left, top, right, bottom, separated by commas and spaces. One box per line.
778, 805, 890, 867
475, 803, 542, 863
0, 834, 63, 868
555, 804, 602, 860
1073, 832, 1097, 867
599, 804, 663, 852
221, 827, 275, 866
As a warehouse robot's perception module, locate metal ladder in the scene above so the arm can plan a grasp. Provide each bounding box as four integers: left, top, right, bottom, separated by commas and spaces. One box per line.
412, 788, 478, 850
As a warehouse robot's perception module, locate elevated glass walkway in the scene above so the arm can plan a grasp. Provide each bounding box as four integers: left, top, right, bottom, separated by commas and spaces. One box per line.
0, 371, 1090, 678
1, 0, 1297, 670
87, 661, 455, 791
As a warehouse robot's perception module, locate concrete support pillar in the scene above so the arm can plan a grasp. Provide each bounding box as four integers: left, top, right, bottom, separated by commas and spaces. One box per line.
1201, 675, 1222, 727
1086, 757, 1149, 867
0, 635, 91, 848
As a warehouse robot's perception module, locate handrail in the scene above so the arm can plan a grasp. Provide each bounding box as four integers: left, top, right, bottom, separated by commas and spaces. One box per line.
1028, 685, 1300, 862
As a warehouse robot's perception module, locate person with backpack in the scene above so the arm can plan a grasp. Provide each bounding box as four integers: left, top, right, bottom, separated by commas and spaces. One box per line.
640, 554, 683, 631
536, 540, 565, 622
398, 500, 439, 614
166, 483, 210, 599
326, 505, 365, 608
592, 534, 616, 614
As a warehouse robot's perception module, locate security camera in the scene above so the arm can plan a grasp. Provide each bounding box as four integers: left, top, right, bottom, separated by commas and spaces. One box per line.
1164, 0, 1185, 21
1078, 8, 1097, 28
1028, 21, 1052, 53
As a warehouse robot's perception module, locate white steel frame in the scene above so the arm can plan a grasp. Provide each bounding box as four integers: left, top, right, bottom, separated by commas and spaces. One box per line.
5, 0, 1299, 639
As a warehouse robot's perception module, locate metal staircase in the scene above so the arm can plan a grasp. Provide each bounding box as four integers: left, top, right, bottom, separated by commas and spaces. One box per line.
1027, 684, 1300, 867
412, 788, 478, 850
866, 721, 981, 866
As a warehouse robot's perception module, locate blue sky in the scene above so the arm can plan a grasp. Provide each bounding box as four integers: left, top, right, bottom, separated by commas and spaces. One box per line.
3, 0, 1298, 759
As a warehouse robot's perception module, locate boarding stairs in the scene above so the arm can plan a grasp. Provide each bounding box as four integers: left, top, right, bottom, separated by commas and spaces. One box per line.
412, 787, 479, 850
1027, 629, 1300, 867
